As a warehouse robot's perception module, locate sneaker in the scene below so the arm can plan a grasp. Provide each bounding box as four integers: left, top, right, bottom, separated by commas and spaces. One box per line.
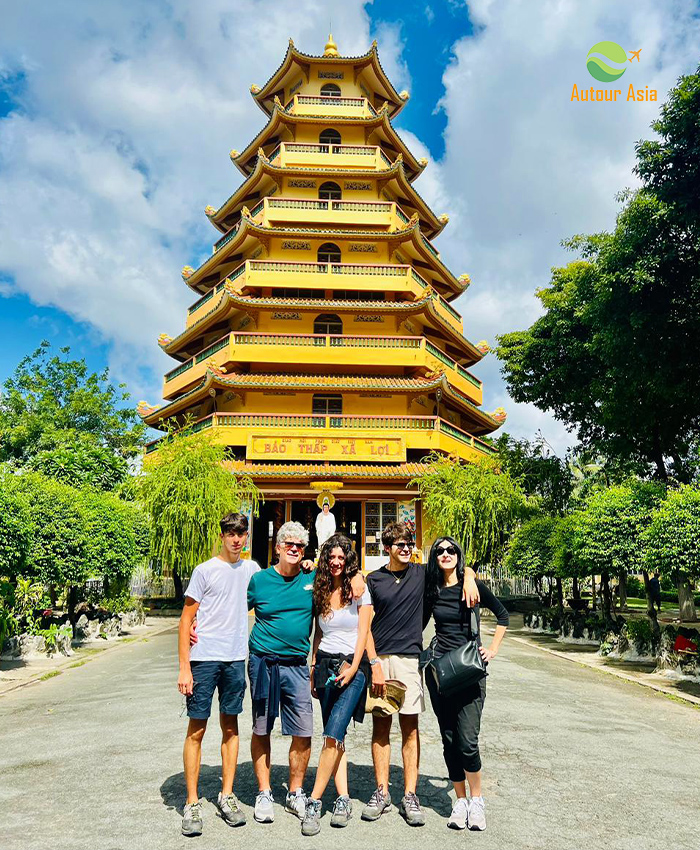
216, 791, 246, 827
254, 789, 275, 824
447, 797, 469, 830
301, 798, 322, 836
285, 788, 307, 819
399, 792, 426, 826
182, 800, 203, 836
468, 796, 486, 831
330, 795, 352, 828
361, 785, 392, 821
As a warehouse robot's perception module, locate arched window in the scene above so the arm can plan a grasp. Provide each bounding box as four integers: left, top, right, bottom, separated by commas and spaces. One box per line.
318, 181, 341, 201
314, 313, 343, 335
319, 128, 341, 148
320, 83, 341, 98
312, 394, 343, 415
317, 242, 341, 264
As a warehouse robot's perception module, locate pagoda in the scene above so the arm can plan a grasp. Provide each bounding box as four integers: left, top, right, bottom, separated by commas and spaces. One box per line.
140, 36, 505, 570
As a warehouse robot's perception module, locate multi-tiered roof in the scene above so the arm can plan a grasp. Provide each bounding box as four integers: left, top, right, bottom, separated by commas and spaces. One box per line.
141, 36, 505, 483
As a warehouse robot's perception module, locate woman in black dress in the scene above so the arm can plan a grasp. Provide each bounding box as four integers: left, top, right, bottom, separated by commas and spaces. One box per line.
423, 536, 509, 832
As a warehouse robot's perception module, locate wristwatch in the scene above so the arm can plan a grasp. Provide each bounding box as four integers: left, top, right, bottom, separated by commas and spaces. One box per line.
369, 657, 380, 666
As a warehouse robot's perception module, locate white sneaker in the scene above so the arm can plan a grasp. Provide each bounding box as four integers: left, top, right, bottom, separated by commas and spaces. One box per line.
447, 797, 469, 830
468, 796, 486, 831
285, 789, 307, 819
254, 789, 275, 823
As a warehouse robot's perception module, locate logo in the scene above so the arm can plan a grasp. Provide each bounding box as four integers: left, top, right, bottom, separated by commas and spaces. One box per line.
586, 41, 627, 82
572, 43, 655, 103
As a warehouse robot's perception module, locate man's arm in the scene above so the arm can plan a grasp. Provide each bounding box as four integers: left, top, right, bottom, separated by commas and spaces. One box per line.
365, 621, 386, 697
462, 566, 480, 606
178, 598, 199, 695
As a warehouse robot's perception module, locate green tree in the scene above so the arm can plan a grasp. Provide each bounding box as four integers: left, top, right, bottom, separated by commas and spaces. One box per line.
137, 427, 260, 598
495, 433, 573, 515
0, 469, 32, 578
504, 515, 560, 604
27, 430, 129, 491
411, 453, 528, 570
497, 70, 700, 479
643, 485, 700, 622
0, 341, 144, 467
573, 482, 666, 629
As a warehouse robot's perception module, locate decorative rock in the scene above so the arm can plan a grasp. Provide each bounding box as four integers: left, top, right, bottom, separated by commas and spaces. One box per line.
98, 616, 122, 639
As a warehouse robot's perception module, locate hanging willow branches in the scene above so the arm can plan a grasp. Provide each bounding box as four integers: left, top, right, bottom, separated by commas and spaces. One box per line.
411, 453, 529, 569
138, 424, 261, 579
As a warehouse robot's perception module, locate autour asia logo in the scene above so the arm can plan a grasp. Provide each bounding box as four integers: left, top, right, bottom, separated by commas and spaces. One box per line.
571, 41, 657, 102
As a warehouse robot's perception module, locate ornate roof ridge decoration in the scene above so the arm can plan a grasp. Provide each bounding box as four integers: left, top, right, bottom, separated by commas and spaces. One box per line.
142, 368, 451, 425
251, 39, 405, 119
210, 157, 444, 237
163, 290, 482, 360
223, 460, 433, 480
231, 104, 424, 179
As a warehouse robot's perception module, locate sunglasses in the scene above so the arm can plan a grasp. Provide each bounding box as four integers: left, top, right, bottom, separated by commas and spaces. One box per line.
392, 541, 413, 551
436, 545, 457, 557
282, 542, 305, 551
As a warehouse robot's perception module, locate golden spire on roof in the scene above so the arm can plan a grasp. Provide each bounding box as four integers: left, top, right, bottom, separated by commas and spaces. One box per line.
323, 33, 339, 57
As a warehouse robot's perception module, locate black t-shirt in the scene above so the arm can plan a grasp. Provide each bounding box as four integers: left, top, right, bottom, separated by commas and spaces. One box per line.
367, 562, 425, 657
431, 580, 509, 655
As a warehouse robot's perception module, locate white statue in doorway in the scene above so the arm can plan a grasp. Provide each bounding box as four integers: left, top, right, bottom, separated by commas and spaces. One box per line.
315, 499, 336, 550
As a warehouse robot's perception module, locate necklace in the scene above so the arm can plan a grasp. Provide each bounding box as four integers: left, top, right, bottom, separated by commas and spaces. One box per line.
392, 567, 409, 584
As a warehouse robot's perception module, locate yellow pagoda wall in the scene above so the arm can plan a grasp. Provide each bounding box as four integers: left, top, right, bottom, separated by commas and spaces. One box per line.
217, 391, 412, 417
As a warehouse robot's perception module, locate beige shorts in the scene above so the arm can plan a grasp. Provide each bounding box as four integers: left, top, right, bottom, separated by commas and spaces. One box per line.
378, 654, 424, 715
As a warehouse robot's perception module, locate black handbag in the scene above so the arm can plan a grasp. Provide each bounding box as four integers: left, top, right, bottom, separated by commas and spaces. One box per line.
430, 609, 487, 696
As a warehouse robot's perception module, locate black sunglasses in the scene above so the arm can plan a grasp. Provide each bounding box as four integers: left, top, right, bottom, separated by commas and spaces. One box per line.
436, 545, 457, 556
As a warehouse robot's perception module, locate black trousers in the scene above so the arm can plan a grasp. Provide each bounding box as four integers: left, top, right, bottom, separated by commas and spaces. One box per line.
425, 668, 486, 780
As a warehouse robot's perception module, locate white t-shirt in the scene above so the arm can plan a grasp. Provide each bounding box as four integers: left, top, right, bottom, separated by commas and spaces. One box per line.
317, 587, 372, 655
186, 557, 260, 661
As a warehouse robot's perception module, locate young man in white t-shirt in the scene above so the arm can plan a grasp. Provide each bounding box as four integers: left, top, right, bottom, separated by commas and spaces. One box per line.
177, 512, 260, 836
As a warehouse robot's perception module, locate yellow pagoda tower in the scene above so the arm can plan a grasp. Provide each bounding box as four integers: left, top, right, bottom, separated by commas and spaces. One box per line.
141, 36, 505, 569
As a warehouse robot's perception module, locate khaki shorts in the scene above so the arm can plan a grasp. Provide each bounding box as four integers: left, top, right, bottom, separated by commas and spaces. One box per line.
378, 654, 424, 715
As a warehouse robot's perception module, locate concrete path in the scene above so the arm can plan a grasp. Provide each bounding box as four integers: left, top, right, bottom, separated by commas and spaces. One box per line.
0, 623, 698, 850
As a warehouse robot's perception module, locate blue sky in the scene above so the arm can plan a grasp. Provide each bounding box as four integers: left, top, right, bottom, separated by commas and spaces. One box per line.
1, 1, 699, 451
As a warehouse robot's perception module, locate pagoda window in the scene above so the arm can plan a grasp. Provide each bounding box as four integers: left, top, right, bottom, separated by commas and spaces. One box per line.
319, 128, 342, 152
317, 242, 341, 264
320, 83, 342, 98
314, 313, 343, 335
312, 394, 343, 416
318, 182, 342, 201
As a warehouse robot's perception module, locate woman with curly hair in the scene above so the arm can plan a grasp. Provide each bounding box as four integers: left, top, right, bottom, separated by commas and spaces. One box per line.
301, 533, 372, 836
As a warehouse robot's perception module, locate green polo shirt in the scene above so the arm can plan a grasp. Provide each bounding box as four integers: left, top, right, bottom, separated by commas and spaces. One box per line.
247, 567, 316, 657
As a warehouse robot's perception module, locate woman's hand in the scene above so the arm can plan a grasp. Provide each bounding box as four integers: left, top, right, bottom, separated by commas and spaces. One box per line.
350, 572, 366, 599
479, 645, 497, 663
189, 619, 198, 646
335, 665, 357, 688
300, 559, 315, 573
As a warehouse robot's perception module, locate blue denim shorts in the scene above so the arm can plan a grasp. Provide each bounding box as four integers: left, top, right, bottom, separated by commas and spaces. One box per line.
248, 654, 314, 737
318, 670, 366, 744
187, 660, 246, 719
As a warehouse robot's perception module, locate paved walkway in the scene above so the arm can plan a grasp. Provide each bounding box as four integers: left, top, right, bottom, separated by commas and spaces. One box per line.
0, 623, 698, 850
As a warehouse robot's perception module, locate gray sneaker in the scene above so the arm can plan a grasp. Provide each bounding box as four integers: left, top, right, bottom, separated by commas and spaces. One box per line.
361, 785, 392, 821
399, 792, 426, 826
254, 789, 274, 823
330, 795, 352, 827
447, 797, 468, 830
468, 796, 486, 831
182, 800, 203, 836
301, 798, 322, 836
216, 792, 246, 827
285, 788, 307, 819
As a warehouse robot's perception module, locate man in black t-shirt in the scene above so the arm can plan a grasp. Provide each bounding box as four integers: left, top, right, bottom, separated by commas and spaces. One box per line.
362, 522, 478, 827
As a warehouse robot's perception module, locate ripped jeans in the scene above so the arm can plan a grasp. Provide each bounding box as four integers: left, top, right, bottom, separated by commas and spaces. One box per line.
318, 670, 366, 746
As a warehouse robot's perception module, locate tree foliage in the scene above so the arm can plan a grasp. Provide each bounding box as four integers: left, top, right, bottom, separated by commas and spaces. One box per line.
504, 516, 558, 578
138, 427, 260, 580
0, 470, 32, 578
27, 430, 129, 491
0, 341, 144, 468
411, 454, 529, 569
496, 70, 700, 479
643, 485, 700, 583
495, 433, 573, 515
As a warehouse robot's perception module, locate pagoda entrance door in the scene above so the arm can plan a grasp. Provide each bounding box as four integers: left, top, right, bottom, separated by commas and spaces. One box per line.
251, 500, 285, 569
290, 499, 362, 567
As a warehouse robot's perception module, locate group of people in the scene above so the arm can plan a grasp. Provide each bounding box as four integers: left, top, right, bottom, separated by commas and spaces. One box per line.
177, 512, 509, 837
